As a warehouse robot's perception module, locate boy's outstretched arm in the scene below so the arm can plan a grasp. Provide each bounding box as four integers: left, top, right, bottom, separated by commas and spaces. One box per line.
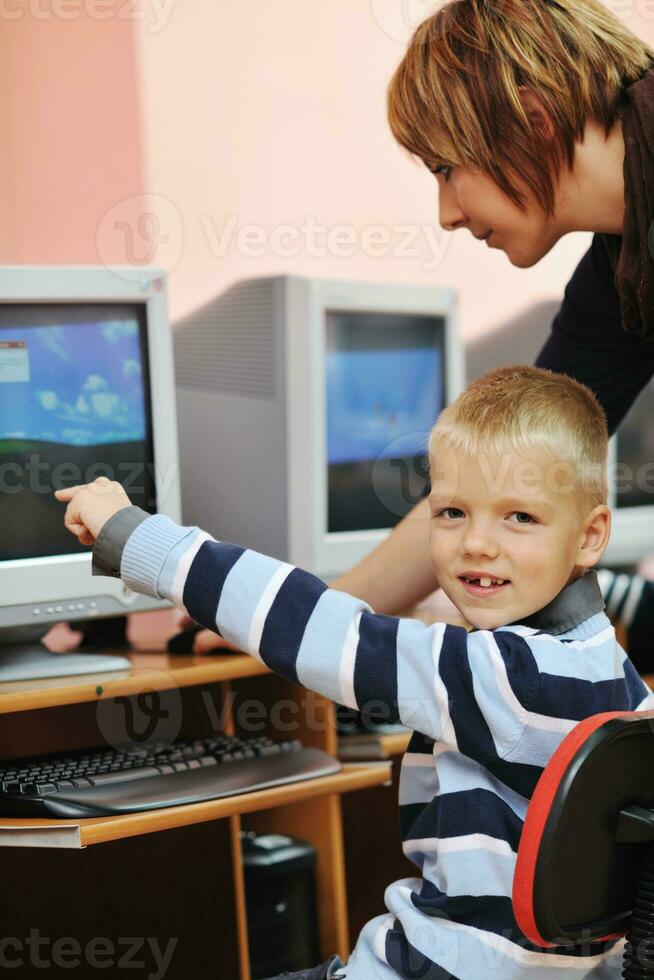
55, 480, 540, 751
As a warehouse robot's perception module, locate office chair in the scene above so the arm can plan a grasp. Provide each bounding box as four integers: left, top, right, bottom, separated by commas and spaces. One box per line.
513, 709, 654, 976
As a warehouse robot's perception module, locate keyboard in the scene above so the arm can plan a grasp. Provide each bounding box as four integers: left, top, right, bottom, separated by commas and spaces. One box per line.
0, 735, 341, 818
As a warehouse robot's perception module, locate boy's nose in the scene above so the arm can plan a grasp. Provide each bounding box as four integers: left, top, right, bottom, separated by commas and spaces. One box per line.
461, 524, 500, 560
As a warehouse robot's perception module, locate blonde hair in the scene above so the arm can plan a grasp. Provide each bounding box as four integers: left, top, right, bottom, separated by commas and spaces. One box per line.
430, 366, 608, 511
387, 0, 654, 215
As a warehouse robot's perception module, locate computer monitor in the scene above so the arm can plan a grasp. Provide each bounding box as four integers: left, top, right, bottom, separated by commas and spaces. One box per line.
174, 276, 462, 580
0, 267, 181, 681
608, 384, 654, 566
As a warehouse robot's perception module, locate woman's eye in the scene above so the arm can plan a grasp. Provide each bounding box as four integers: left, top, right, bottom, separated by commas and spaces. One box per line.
431, 165, 453, 182
510, 512, 536, 525
438, 507, 464, 519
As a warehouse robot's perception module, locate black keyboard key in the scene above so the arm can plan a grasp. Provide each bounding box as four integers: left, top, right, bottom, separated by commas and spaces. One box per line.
87, 767, 160, 786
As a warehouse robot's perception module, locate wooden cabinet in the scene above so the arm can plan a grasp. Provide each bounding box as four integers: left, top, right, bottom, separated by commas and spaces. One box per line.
0, 644, 392, 979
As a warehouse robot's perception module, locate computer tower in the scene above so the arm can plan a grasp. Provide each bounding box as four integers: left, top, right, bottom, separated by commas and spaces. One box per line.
241, 831, 321, 978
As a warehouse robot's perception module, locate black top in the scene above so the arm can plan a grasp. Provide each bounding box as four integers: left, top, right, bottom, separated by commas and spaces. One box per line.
536, 233, 654, 434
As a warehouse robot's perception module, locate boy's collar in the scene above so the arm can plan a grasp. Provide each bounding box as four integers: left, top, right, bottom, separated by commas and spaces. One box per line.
508, 571, 605, 635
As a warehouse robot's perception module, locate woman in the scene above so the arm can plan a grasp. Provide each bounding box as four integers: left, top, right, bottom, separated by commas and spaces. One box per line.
191, 0, 654, 652
335, 0, 654, 624
198, 3, 654, 976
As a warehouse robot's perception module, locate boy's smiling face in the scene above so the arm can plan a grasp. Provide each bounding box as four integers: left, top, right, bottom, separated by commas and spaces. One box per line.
428, 443, 610, 631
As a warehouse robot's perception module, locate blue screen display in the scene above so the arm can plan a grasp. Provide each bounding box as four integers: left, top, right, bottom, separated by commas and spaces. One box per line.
0, 304, 155, 562
325, 309, 446, 533
326, 348, 442, 464
0, 310, 147, 447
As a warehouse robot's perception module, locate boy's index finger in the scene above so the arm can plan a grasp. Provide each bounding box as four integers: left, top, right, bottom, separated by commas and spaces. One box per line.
54, 485, 84, 501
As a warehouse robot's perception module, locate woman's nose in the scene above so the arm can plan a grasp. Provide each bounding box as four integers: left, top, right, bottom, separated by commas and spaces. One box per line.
438, 184, 467, 233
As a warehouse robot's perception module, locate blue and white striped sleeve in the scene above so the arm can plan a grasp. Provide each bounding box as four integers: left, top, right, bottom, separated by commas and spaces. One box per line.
120, 514, 539, 748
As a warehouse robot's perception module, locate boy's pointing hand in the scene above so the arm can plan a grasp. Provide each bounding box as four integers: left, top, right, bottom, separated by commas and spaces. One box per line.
55, 478, 132, 547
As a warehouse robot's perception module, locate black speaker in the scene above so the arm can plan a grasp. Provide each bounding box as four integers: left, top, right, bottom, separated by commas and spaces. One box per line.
241, 831, 321, 979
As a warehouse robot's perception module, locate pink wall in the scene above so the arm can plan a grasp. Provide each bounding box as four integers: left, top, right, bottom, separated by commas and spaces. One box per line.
0, 1, 143, 264
2, 1, 653, 339
134, 1, 654, 338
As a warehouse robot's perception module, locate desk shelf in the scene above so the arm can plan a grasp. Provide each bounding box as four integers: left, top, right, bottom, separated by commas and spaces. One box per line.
0, 762, 391, 849
0, 626, 395, 980
0, 651, 269, 714
339, 731, 411, 760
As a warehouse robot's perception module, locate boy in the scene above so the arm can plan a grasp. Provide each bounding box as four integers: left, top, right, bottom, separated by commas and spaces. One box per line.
56, 366, 652, 979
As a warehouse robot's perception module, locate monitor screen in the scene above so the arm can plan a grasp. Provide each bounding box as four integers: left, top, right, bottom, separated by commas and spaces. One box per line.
326, 311, 444, 533
0, 304, 155, 561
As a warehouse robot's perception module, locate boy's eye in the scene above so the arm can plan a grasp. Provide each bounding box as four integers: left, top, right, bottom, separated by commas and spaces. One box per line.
437, 507, 464, 519
509, 512, 536, 525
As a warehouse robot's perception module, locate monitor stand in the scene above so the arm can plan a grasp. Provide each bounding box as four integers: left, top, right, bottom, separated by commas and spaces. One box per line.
0, 624, 132, 683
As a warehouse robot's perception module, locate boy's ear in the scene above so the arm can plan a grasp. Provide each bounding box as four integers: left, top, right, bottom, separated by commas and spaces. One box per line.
575, 505, 611, 569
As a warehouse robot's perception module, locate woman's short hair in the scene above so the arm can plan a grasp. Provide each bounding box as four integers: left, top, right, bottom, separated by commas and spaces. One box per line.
429, 365, 609, 513
387, 0, 654, 215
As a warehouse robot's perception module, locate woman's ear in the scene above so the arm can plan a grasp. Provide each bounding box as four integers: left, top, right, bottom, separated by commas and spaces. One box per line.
575, 505, 611, 569
518, 86, 555, 139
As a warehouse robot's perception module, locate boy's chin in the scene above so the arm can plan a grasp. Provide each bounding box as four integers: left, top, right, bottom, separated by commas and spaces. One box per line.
463, 608, 507, 631
469, 615, 506, 631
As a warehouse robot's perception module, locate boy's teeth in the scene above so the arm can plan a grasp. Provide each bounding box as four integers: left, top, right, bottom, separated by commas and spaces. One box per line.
466, 577, 506, 588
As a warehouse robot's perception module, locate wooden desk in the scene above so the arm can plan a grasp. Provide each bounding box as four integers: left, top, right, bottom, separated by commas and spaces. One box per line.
0, 615, 392, 980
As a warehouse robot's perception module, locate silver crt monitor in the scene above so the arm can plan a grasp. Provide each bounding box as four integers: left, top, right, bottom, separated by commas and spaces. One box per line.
174, 276, 462, 579
0, 267, 181, 681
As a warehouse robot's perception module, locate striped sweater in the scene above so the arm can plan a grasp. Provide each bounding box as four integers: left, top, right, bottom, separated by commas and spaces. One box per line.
97, 509, 654, 980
